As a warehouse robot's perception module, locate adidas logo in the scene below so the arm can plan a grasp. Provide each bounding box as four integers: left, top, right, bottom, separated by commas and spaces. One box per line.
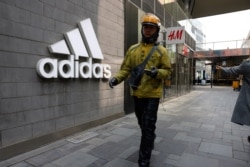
36, 18, 111, 79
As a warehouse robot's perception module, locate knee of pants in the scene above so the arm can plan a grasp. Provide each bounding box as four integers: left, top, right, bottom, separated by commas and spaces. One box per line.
142, 115, 157, 128
141, 119, 156, 136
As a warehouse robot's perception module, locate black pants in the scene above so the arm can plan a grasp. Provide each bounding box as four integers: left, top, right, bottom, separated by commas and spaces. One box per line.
133, 97, 160, 167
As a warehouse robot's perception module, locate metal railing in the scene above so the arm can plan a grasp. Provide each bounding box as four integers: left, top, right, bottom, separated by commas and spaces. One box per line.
196, 39, 250, 51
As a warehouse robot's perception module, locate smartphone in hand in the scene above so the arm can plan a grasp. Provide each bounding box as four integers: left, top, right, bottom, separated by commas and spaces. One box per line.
144, 69, 151, 75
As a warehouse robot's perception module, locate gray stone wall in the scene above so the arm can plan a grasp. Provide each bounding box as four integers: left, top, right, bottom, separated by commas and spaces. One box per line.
0, 0, 125, 153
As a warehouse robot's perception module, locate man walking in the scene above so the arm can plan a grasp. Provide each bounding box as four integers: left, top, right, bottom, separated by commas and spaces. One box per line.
109, 13, 172, 167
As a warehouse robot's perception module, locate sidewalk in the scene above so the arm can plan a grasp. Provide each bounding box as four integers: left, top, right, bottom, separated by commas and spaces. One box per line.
1, 86, 249, 167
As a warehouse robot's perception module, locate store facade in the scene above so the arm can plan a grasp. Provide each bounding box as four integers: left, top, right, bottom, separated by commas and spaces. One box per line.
0, 0, 195, 160
0, 0, 125, 160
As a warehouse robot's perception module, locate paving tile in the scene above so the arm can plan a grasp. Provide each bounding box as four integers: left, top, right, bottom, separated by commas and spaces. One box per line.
43, 151, 98, 167
150, 151, 169, 167
79, 144, 97, 153
55, 142, 88, 155
233, 150, 250, 161
223, 134, 242, 141
86, 137, 107, 146
218, 157, 248, 167
0, 140, 67, 166
103, 158, 137, 167
88, 142, 128, 161
118, 146, 138, 159
200, 123, 216, 131
168, 124, 191, 131
168, 154, 181, 161
87, 158, 108, 167
180, 122, 201, 128
26, 149, 65, 166
179, 153, 219, 167
157, 114, 172, 121
188, 130, 213, 139
164, 153, 181, 166
66, 132, 99, 144
198, 142, 232, 157
174, 132, 202, 143
156, 139, 187, 155
232, 141, 244, 152
165, 158, 180, 166
156, 128, 178, 140
214, 131, 223, 139
152, 150, 160, 155
223, 123, 232, 129
9, 162, 33, 167
155, 136, 163, 143
105, 134, 126, 143
110, 127, 137, 137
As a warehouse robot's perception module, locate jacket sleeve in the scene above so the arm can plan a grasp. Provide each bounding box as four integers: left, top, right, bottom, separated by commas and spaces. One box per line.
114, 49, 132, 83
221, 61, 246, 76
156, 47, 172, 79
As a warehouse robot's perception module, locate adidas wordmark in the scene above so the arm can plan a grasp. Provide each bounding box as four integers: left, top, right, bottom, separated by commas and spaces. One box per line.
36, 18, 111, 79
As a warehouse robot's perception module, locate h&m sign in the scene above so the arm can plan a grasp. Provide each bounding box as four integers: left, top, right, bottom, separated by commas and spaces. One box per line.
165, 26, 185, 44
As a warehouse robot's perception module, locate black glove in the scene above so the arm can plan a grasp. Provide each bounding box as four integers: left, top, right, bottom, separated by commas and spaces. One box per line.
144, 66, 158, 78
109, 77, 118, 88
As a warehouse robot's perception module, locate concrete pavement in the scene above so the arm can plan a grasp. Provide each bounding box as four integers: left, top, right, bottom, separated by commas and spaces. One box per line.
0, 86, 249, 167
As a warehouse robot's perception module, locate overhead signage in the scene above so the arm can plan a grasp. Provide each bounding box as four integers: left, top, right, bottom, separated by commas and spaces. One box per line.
166, 26, 185, 44
195, 48, 250, 58
36, 18, 111, 79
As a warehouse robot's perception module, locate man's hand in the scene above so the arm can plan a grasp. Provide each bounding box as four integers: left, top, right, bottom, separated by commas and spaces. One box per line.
109, 77, 118, 88
144, 66, 158, 78
216, 65, 222, 70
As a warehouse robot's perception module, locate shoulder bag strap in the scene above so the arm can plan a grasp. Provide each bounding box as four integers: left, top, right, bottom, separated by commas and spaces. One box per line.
140, 45, 157, 68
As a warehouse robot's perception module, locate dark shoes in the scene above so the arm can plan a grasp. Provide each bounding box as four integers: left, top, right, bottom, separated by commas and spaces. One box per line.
248, 136, 250, 143
138, 162, 149, 167
138, 156, 150, 167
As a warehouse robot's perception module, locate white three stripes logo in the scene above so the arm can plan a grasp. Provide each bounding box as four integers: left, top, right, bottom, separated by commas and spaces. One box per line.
36, 18, 111, 79
48, 18, 103, 60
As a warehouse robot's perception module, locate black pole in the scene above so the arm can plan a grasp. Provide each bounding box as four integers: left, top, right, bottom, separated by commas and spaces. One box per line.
211, 64, 217, 88
211, 68, 213, 88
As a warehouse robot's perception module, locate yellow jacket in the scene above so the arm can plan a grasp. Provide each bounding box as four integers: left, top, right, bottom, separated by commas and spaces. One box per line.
115, 42, 172, 98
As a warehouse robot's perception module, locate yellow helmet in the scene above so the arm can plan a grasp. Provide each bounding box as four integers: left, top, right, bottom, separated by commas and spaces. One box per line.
141, 13, 161, 27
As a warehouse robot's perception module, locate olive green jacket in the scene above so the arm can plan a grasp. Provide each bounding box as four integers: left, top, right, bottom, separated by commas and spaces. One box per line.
114, 42, 172, 98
